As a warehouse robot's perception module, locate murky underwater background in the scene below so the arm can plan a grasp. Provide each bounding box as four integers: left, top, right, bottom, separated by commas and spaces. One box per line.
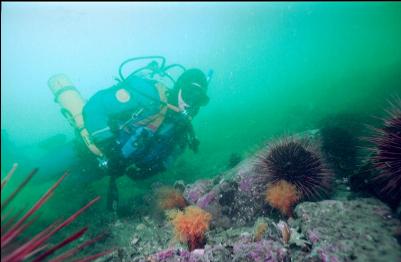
1, 2, 401, 259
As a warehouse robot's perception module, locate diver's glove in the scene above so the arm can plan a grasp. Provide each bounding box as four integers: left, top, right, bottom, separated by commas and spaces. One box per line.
97, 138, 121, 158
181, 107, 200, 121
97, 156, 109, 170
96, 138, 126, 176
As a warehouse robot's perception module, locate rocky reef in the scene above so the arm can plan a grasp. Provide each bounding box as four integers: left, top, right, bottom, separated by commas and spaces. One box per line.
100, 197, 401, 261
98, 130, 401, 262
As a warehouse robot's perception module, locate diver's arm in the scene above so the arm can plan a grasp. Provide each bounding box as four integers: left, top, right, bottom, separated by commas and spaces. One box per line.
186, 123, 200, 153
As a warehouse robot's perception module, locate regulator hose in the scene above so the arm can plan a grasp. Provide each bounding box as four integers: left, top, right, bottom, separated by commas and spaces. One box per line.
118, 56, 166, 81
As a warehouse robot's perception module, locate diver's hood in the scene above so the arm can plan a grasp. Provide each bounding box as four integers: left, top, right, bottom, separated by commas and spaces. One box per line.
175, 68, 209, 107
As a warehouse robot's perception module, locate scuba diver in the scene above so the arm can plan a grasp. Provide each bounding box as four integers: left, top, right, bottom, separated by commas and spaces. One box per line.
48, 56, 212, 211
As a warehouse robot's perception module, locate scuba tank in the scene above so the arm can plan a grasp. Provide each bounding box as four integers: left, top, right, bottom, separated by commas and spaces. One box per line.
48, 74, 103, 157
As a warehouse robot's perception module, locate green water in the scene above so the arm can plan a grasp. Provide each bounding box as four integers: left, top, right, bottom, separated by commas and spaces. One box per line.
1, 1, 401, 255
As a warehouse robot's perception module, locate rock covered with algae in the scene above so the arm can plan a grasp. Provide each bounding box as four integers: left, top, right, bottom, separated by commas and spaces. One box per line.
100, 184, 401, 261
182, 153, 271, 229
289, 198, 401, 261
140, 198, 401, 262
98, 129, 400, 262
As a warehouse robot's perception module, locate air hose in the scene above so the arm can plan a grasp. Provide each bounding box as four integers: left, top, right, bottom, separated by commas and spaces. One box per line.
118, 55, 186, 84
116, 56, 212, 119
118, 56, 166, 81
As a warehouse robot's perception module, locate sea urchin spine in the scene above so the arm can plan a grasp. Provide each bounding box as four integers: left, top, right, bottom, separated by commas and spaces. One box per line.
368, 98, 401, 207
254, 137, 333, 201
1, 164, 113, 262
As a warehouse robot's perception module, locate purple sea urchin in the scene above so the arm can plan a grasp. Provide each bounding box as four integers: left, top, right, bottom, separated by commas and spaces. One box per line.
254, 137, 333, 200
368, 98, 401, 207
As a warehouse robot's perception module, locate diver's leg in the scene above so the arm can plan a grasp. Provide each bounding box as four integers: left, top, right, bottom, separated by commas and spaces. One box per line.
107, 176, 119, 213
